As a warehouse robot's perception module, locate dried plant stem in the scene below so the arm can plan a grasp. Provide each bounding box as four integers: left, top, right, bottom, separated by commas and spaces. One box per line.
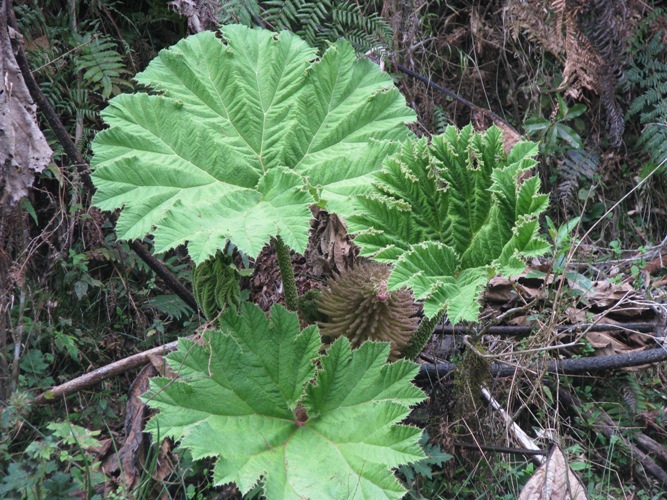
274, 236, 298, 311
480, 386, 544, 465
32, 340, 180, 406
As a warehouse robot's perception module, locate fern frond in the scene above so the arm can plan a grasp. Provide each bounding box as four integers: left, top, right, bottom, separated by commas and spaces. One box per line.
220, 0, 260, 25
76, 34, 132, 99
509, 0, 626, 145
261, 0, 392, 53
556, 148, 599, 213
627, 11, 667, 171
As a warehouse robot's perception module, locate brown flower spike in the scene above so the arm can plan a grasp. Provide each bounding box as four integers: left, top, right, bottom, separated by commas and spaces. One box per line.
317, 262, 420, 360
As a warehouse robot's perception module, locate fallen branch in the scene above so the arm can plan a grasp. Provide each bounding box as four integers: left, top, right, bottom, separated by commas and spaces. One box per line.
434, 321, 659, 337
419, 346, 667, 380
34, 335, 667, 407
32, 340, 179, 406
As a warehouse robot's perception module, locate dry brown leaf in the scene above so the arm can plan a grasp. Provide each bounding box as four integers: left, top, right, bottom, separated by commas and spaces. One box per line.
584, 328, 651, 371
305, 209, 357, 279
493, 120, 522, 154
518, 445, 587, 500
582, 281, 638, 307
585, 330, 644, 355
484, 273, 546, 305
568, 279, 651, 319
563, 307, 588, 325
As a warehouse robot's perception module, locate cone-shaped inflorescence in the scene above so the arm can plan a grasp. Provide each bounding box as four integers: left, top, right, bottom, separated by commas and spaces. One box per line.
317, 262, 419, 360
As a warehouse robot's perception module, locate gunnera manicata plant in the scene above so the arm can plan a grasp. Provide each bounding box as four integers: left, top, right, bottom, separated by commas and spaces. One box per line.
317, 261, 420, 359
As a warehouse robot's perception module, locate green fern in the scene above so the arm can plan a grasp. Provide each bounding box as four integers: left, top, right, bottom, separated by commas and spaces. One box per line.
260, 0, 392, 53
627, 12, 667, 174
346, 125, 550, 322
75, 33, 132, 99
16, 4, 134, 156
432, 105, 448, 135
219, 0, 261, 25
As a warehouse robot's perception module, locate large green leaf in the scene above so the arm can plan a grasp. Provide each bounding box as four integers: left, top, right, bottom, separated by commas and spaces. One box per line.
92, 25, 415, 262
347, 125, 549, 322
144, 303, 426, 499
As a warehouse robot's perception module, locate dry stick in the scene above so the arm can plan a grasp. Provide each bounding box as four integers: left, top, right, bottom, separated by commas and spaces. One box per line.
418, 346, 667, 380
453, 442, 547, 456
434, 322, 659, 336
34, 340, 667, 407
7, 5, 198, 312
555, 385, 667, 487
394, 62, 520, 135
32, 340, 180, 406
480, 386, 545, 466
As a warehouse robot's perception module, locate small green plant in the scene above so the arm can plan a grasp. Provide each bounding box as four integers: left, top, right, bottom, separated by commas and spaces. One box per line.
192, 250, 244, 321
398, 431, 452, 497
523, 95, 599, 213
544, 215, 593, 298
524, 94, 586, 155
0, 421, 106, 499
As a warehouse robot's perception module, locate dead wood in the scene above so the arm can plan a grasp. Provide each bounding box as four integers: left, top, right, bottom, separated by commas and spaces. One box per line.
434, 321, 659, 337
32, 340, 179, 406
419, 346, 667, 380
34, 336, 667, 407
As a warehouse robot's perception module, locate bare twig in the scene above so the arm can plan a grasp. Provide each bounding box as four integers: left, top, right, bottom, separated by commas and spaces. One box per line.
32, 340, 180, 406
419, 346, 667, 380
481, 386, 544, 465
392, 62, 520, 135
